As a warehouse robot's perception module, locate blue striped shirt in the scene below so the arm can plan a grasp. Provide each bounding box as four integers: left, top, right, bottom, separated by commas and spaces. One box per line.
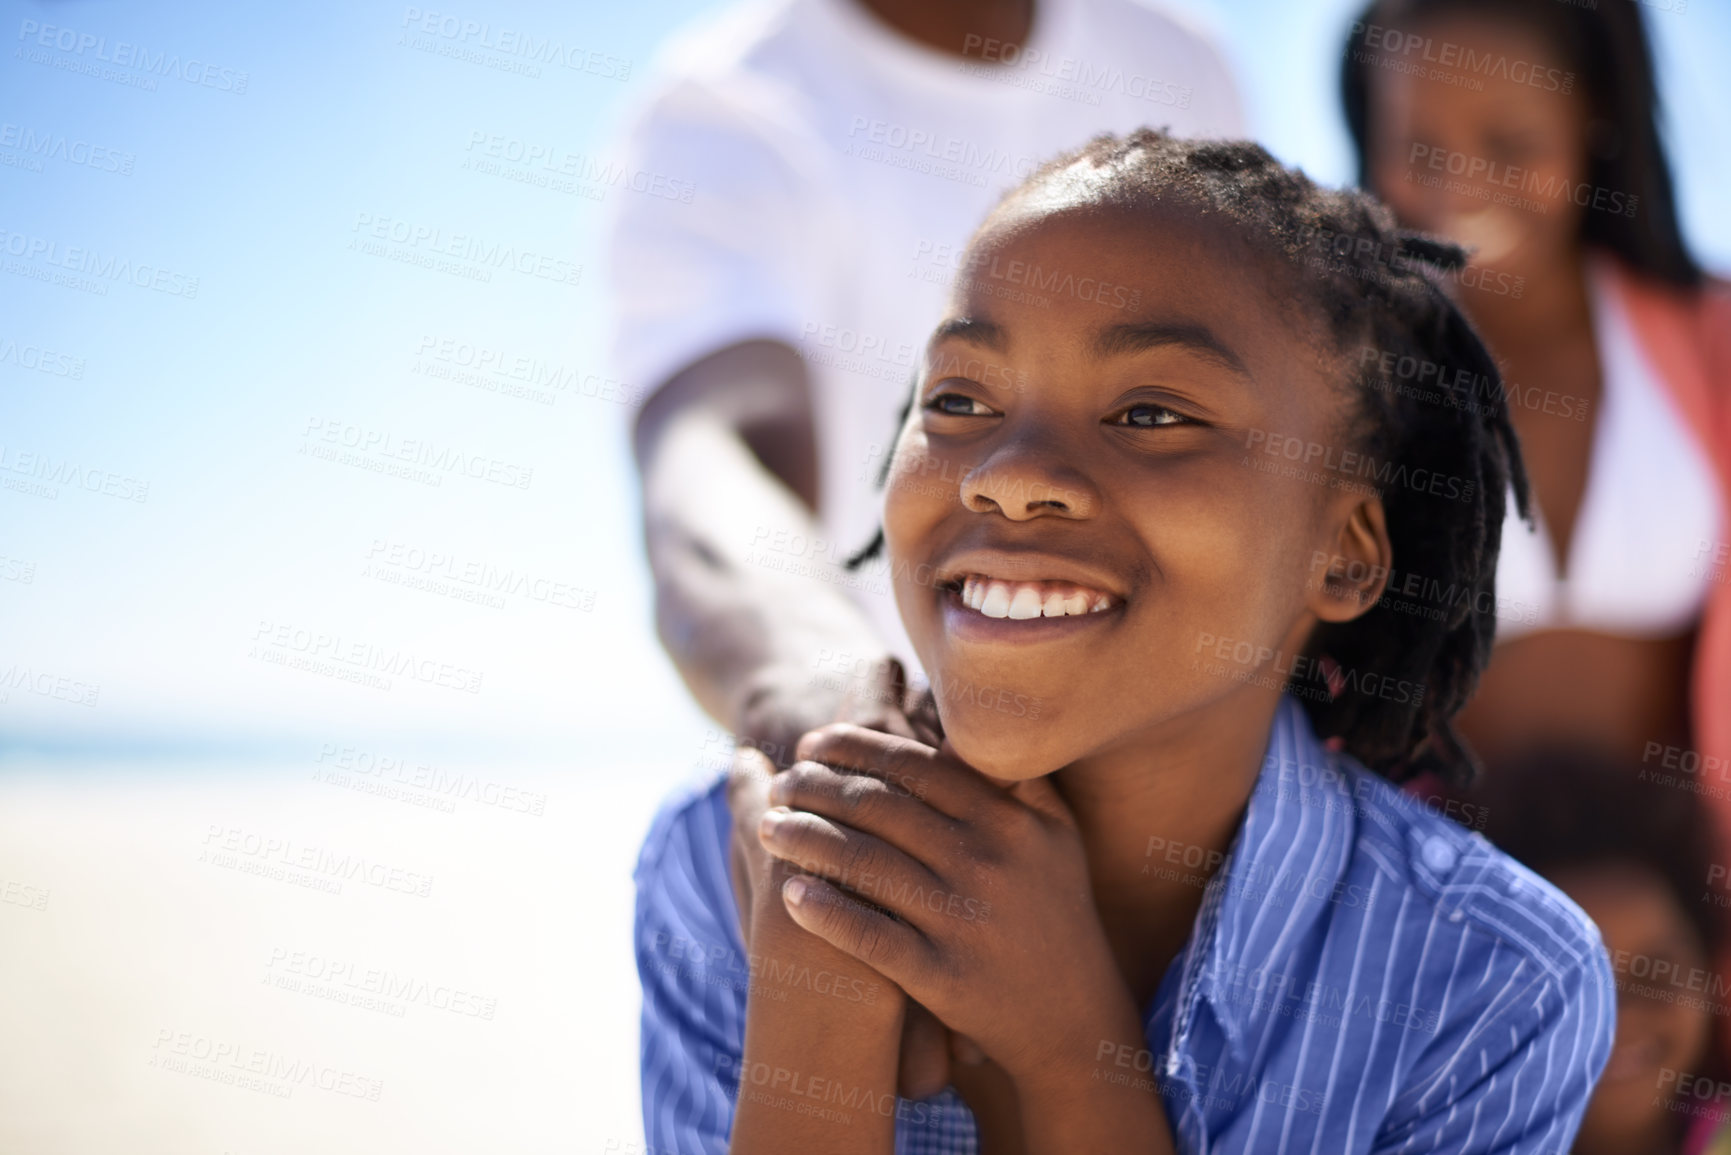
634, 696, 1615, 1153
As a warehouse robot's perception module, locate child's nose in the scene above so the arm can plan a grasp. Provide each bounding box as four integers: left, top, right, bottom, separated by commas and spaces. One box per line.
960, 452, 1098, 520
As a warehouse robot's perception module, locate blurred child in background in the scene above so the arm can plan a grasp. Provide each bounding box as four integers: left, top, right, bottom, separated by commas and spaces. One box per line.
1477, 748, 1731, 1155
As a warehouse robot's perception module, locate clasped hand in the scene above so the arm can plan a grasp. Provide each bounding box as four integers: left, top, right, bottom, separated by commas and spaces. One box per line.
757, 722, 1134, 1087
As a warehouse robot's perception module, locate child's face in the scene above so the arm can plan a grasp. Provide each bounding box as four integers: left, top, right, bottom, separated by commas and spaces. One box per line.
1549, 864, 1711, 1143
884, 197, 1387, 778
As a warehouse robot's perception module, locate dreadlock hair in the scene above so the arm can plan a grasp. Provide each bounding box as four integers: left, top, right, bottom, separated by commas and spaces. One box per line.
849, 129, 1530, 786
1340, 0, 1701, 287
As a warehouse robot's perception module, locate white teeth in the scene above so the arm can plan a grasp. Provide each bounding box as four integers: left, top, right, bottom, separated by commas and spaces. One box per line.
954, 574, 1118, 619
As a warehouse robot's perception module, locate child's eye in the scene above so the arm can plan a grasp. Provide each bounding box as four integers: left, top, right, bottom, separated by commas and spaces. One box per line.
1113, 404, 1192, 428
925, 392, 996, 417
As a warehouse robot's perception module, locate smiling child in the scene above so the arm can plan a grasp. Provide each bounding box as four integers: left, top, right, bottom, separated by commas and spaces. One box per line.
635, 130, 1615, 1154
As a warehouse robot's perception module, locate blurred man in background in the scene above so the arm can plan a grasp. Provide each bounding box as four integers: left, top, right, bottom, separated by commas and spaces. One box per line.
614, 0, 1243, 765
614, 4, 1242, 1132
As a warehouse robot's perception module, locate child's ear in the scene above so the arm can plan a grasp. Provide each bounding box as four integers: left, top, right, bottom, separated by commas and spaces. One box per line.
1308, 498, 1392, 624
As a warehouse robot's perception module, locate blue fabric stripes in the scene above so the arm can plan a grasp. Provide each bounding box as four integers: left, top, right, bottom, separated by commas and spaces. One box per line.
633, 696, 1614, 1152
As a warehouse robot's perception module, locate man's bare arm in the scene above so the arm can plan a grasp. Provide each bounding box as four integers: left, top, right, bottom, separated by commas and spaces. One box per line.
638, 342, 963, 1107
633, 339, 891, 761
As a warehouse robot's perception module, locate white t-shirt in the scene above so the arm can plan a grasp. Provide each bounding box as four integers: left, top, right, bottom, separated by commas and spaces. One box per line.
609, 0, 1243, 671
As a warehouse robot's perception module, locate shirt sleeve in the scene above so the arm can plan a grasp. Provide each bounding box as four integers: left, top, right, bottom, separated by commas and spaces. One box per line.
604, 73, 832, 409
1370, 943, 1615, 1155
634, 778, 751, 1154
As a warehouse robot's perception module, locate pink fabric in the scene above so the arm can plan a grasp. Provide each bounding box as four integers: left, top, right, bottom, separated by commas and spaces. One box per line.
1603, 261, 1731, 845
1684, 1106, 1731, 1155
1606, 261, 1731, 1065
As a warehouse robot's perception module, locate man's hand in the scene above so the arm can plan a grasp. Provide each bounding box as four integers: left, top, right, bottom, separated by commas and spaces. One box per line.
733, 653, 937, 772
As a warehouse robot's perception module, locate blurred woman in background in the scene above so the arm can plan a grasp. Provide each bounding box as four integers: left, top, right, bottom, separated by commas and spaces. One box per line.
1478, 748, 1731, 1154
1339, 0, 1731, 820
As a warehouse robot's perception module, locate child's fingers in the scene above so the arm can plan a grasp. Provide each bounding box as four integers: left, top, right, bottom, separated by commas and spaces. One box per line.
949, 1033, 987, 1067
780, 874, 930, 989
903, 685, 944, 747
758, 808, 948, 928
769, 759, 955, 864
794, 723, 1010, 823
1004, 772, 1076, 827
835, 656, 916, 737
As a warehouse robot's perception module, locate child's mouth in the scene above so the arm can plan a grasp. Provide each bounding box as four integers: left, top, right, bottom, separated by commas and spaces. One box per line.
952, 574, 1119, 619
931, 551, 1128, 644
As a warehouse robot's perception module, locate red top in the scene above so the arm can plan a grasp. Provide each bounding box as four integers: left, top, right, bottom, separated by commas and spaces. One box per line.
1605, 261, 1731, 841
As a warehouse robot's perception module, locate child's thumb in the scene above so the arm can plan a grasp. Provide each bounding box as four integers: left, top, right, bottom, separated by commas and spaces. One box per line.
1007, 772, 1072, 822
934, 739, 1069, 820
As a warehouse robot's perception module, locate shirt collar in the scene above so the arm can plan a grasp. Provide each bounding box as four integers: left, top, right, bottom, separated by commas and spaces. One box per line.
1178, 696, 1360, 1059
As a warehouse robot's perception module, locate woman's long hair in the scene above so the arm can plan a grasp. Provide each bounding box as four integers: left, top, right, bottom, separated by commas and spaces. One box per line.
1340, 0, 1701, 287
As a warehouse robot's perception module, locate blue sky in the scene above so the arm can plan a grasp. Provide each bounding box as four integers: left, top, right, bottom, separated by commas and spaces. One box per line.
2, 0, 1726, 764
